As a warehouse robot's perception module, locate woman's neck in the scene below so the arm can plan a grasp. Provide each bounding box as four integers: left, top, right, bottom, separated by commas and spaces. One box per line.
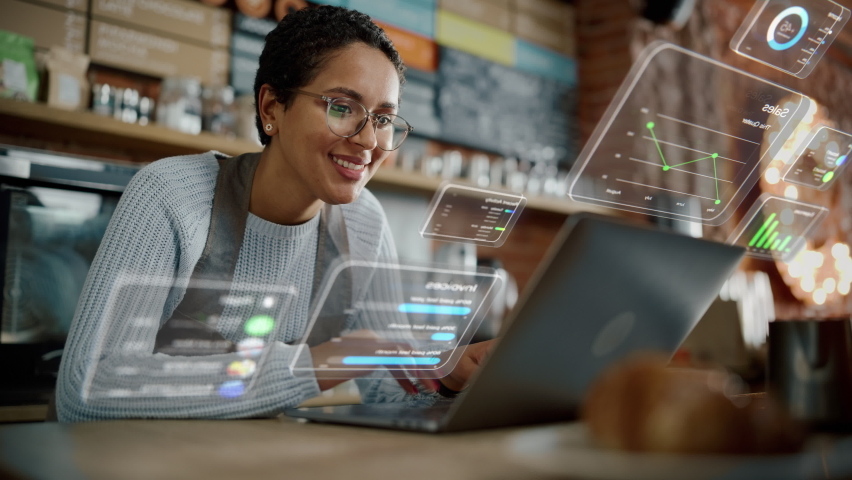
249, 147, 323, 225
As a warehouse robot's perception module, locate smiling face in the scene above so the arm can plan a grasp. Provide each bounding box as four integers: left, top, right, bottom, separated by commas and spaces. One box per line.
261, 42, 401, 207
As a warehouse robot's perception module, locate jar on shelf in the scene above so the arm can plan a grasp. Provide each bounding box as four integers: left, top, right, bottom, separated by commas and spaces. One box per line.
202, 85, 237, 138
90, 83, 113, 117
156, 77, 202, 135
138, 96, 155, 126
118, 88, 139, 124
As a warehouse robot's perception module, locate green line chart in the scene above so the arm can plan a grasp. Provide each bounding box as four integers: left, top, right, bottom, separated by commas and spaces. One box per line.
567, 44, 813, 227
646, 121, 722, 205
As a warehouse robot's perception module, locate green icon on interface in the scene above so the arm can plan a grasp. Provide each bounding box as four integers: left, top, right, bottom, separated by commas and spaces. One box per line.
783, 125, 851, 190
244, 315, 274, 336
646, 121, 722, 205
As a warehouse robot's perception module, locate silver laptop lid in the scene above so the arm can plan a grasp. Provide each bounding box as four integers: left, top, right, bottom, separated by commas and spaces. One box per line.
442, 214, 745, 432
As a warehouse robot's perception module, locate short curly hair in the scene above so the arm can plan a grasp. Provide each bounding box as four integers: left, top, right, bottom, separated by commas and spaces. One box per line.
253, 5, 406, 146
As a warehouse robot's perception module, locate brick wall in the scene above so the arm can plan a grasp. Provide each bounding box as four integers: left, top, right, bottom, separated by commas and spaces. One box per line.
576, 0, 636, 144
485, 0, 641, 295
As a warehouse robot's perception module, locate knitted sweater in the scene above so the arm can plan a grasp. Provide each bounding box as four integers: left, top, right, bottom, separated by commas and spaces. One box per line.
56, 151, 416, 422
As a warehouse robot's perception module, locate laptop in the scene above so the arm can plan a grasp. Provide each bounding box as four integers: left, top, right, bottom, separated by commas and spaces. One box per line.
285, 214, 745, 432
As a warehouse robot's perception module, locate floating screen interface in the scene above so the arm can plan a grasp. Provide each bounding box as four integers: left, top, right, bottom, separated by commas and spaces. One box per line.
567, 43, 811, 226
292, 262, 501, 379
82, 279, 296, 402
784, 125, 852, 190
420, 184, 525, 248
731, 0, 849, 78
727, 194, 828, 262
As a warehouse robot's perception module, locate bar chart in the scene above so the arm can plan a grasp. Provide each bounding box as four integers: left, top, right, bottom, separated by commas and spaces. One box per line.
727, 194, 828, 261
748, 212, 796, 253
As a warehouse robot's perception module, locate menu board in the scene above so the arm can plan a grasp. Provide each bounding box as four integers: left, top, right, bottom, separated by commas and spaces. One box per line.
435, 47, 577, 162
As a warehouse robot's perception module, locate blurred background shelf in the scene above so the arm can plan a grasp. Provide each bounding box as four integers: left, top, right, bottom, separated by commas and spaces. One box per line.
0, 98, 262, 159
0, 98, 608, 216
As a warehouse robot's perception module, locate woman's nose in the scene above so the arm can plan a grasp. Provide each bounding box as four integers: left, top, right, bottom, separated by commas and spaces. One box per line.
349, 117, 379, 150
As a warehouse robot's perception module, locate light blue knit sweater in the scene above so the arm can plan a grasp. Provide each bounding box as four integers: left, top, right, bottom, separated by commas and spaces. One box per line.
56, 152, 417, 422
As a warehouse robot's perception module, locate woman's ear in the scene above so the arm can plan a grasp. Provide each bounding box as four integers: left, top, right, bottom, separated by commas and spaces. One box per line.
258, 84, 279, 136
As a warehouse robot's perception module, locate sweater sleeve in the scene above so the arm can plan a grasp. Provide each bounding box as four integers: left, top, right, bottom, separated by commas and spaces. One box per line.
56, 163, 320, 422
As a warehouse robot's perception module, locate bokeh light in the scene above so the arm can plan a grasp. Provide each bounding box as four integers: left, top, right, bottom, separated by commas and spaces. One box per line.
784, 185, 798, 199
832, 242, 850, 260
801, 276, 816, 293
764, 167, 781, 184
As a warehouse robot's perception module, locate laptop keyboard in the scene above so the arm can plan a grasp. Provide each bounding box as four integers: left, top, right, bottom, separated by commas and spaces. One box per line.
351, 395, 457, 419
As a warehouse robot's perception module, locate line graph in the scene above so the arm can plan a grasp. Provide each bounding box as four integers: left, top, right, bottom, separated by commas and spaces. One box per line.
640, 136, 745, 164
566, 43, 812, 226
645, 121, 722, 205
626, 157, 734, 183
612, 111, 754, 210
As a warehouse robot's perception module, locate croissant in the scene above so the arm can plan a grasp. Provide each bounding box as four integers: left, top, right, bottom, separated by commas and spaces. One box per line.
581, 354, 804, 454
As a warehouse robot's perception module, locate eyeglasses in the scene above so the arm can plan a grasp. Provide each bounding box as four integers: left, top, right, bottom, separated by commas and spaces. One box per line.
287, 89, 413, 151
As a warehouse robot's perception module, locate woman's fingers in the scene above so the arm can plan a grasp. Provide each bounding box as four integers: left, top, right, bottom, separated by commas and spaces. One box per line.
387, 368, 418, 395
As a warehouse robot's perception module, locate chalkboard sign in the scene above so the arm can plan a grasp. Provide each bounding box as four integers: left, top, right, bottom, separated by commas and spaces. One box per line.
399, 69, 441, 138
436, 47, 577, 164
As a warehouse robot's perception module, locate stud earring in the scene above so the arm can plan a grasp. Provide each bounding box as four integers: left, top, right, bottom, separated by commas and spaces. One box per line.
265, 124, 273, 132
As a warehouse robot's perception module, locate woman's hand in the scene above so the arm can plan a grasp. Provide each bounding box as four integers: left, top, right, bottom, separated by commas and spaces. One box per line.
385, 339, 498, 395
434, 339, 496, 392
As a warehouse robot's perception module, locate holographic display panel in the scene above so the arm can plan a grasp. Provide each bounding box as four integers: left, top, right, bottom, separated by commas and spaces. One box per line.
731, 0, 849, 78
420, 183, 526, 248
726, 194, 828, 262
783, 125, 852, 190
81, 277, 296, 402
291, 261, 501, 379
567, 42, 811, 226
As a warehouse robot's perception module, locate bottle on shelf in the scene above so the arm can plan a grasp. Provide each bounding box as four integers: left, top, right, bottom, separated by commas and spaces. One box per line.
156, 77, 202, 135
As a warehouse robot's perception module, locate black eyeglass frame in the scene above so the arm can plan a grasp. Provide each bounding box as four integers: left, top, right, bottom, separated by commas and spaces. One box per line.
287, 89, 414, 151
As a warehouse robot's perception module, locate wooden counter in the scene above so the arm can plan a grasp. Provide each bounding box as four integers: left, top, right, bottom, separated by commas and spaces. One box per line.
1, 418, 850, 480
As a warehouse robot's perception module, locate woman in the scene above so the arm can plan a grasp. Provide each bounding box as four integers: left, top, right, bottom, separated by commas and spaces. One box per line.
56, 5, 490, 422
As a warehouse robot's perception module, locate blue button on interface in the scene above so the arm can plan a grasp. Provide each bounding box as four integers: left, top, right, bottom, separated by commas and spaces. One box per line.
398, 304, 471, 315
431, 333, 456, 341
342, 356, 441, 365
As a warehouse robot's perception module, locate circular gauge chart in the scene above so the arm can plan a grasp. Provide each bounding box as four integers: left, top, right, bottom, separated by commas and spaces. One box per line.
767, 6, 809, 51
731, 0, 849, 78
